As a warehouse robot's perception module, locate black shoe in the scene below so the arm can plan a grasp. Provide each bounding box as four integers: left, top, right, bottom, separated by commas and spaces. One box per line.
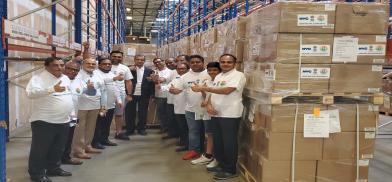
213, 171, 239, 180
207, 166, 224, 173
115, 133, 130, 140
102, 140, 118, 146
31, 176, 52, 182
138, 130, 147, 136
125, 131, 135, 136
47, 168, 72, 177
92, 143, 106, 150
175, 146, 187, 152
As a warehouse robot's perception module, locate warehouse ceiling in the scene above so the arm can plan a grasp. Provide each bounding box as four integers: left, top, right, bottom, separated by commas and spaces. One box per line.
124, 0, 165, 36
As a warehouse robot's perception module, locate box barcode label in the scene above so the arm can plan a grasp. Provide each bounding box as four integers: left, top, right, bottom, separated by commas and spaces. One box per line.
358, 159, 370, 166
324, 4, 336, 11
365, 132, 376, 139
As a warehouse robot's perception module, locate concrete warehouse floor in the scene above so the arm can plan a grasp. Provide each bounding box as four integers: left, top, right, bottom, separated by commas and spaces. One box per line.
5, 115, 392, 182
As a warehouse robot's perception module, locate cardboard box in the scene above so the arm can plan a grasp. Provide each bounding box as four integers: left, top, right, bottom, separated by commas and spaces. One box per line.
246, 2, 336, 36
247, 33, 333, 63
216, 16, 247, 42
261, 130, 323, 160
259, 103, 377, 133
189, 33, 201, 55
246, 63, 330, 93
323, 132, 376, 160
316, 160, 369, 182
328, 104, 378, 132
255, 154, 317, 182
329, 64, 382, 93
333, 35, 386, 64
335, 3, 389, 35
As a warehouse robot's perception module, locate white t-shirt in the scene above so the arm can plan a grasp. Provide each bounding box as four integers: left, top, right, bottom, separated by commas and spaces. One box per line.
166, 70, 178, 104
111, 63, 133, 94
134, 66, 145, 96
202, 79, 213, 121
76, 69, 107, 110
69, 77, 87, 119
26, 70, 74, 124
155, 67, 172, 98
95, 69, 122, 109
163, 74, 186, 114
210, 69, 246, 118
175, 69, 209, 113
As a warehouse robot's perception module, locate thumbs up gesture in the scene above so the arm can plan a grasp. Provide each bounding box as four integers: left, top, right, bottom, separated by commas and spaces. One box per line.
54, 81, 66, 92
191, 82, 203, 92
87, 80, 95, 90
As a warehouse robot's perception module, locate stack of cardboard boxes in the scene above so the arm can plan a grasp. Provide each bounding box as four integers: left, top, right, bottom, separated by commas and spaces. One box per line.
240, 2, 388, 182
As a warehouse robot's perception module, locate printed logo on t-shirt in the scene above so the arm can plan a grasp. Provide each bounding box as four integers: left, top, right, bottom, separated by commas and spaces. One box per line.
76, 88, 81, 94
220, 81, 226, 86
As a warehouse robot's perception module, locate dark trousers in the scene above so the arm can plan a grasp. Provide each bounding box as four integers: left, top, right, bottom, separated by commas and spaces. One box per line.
167, 104, 178, 137
176, 114, 188, 148
93, 108, 115, 145
155, 98, 168, 131
29, 120, 69, 178
211, 117, 240, 174
62, 121, 76, 162
125, 96, 150, 133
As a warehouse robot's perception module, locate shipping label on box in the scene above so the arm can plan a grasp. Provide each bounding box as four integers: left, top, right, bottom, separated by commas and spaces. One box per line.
304, 114, 330, 138
332, 37, 359, 62
300, 44, 331, 57
297, 14, 328, 26
300, 67, 330, 79
358, 44, 386, 56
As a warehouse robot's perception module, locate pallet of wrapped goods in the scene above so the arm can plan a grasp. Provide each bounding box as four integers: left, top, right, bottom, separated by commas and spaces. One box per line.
239, 96, 378, 182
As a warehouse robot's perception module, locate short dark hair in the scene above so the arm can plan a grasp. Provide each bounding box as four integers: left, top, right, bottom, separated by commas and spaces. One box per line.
110, 50, 124, 56
134, 55, 145, 60
44, 57, 62, 66
189, 55, 204, 62
207, 62, 221, 72
219, 54, 237, 63
97, 56, 110, 64
177, 54, 190, 62
153, 57, 162, 62
177, 62, 190, 70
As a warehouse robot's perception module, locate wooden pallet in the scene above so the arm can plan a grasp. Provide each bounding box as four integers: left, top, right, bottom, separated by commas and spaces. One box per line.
244, 89, 384, 105
238, 163, 257, 182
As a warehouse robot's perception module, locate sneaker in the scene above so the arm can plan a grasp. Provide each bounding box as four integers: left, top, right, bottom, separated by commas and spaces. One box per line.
191, 154, 213, 165
206, 158, 218, 168
207, 166, 224, 173
115, 133, 130, 141
213, 171, 239, 180
182, 150, 199, 160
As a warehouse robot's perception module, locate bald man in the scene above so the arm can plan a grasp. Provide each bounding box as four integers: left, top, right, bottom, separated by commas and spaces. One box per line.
62, 61, 96, 165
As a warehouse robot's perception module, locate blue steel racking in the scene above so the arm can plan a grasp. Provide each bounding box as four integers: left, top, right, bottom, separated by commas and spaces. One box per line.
0, 1, 127, 181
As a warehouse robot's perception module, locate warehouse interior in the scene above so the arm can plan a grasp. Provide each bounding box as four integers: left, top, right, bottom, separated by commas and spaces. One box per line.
1, 0, 392, 182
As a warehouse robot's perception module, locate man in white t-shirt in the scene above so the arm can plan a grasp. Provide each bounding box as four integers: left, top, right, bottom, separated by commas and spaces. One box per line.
110, 51, 134, 140
167, 62, 189, 152
71, 58, 107, 159
192, 54, 246, 180
92, 57, 124, 149
169, 55, 209, 160
26, 57, 73, 182
163, 57, 179, 139
152, 58, 172, 134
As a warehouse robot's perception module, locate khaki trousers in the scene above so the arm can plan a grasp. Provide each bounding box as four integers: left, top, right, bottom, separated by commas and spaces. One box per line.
71, 109, 99, 156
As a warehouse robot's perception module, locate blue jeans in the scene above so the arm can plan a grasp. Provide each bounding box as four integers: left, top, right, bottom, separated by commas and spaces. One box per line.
185, 111, 204, 152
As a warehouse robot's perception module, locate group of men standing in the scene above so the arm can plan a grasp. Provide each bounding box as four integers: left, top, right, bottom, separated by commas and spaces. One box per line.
25, 43, 246, 182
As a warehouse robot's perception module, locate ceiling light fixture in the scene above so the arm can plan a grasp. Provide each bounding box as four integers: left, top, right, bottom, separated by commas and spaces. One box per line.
126, 8, 131, 12
126, 16, 132, 20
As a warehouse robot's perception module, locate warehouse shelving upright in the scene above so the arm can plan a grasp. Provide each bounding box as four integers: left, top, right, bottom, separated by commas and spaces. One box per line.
0, 1, 126, 181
